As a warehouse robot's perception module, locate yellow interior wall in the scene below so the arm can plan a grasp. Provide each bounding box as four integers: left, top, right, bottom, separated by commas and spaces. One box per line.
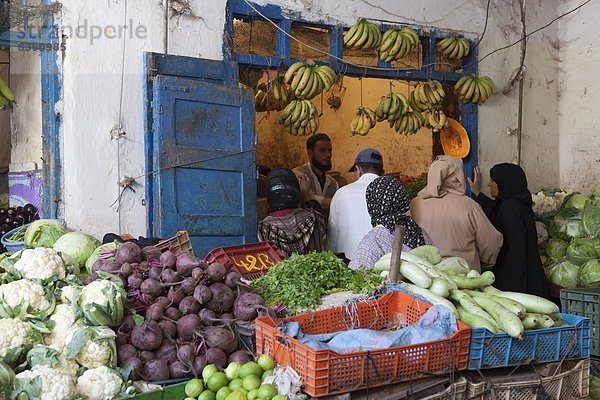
255, 75, 433, 186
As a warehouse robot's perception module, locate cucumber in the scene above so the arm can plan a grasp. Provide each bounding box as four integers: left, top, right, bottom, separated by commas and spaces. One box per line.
467, 270, 481, 278
447, 271, 495, 290
429, 277, 452, 298
401, 253, 458, 290
399, 260, 432, 289
471, 296, 524, 339
449, 290, 499, 329
397, 282, 458, 316
464, 290, 526, 318
534, 314, 555, 328
436, 257, 471, 275
521, 313, 539, 330
457, 306, 499, 332
480, 287, 559, 315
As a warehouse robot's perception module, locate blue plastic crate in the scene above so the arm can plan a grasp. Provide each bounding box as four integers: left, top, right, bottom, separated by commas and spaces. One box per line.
561, 287, 600, 357
468, 313, 590, 370
0, 224, 29, 252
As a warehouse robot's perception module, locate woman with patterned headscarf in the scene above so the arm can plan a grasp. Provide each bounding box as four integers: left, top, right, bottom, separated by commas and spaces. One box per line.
469, 164, 549, 297
349, 176, 427, 270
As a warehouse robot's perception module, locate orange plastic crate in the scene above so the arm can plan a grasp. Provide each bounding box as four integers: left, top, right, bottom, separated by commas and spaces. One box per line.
204, 242, 286, 280
255, 291, 471, 397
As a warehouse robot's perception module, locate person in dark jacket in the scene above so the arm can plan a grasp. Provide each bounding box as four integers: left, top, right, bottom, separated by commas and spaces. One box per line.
468, 163, 549, 297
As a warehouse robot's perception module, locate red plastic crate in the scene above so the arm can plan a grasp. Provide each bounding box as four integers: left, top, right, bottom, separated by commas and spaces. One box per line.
255, 291, 471, 397
204, 242, 286, 280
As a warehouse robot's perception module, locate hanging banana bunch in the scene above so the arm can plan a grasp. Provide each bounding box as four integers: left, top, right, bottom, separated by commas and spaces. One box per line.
410, 80, 445, 111
454, 75, 495, 104
375, 92, 408, 123
437, 35, 471, 59
254, 77, 294, 112
378, 27, 419, 62
343, 18, 382, 50
254, 83, 269, 112
0, 77, 15, 110
284, 61, 337, 100
392, 110, 425, 136
423, 107, 448, 132
278, 99, 319, 136
350, 107, 376, 136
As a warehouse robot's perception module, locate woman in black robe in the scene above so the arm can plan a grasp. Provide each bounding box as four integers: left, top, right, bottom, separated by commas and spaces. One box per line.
468, 163, 549, 297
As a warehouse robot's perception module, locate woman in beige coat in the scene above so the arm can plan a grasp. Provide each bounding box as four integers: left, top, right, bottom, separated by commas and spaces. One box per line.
410, 156, 503, 271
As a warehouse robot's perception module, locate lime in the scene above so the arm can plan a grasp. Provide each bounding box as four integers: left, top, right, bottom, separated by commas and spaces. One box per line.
185, 378, 204, 397
257, 384, 278, 400
198, 391, 216, 400
225, 390, 248, 400
239, 362, 262, 379
261, 369, 274, 381
207, 372, 229, 392
229, 378, 244, 392
225, 361, 242, 380
243, 375, 261, 391
203, 364, 219, 381
216, 386, 233, 400
247, 389, 259, 400
257, 354, 276, 371
272, 395, 286, 400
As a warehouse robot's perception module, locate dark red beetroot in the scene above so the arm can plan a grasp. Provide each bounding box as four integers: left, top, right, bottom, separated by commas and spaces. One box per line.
191, 268, 206, 281
167, 287, 185, 305
206, 283, 235, 313
158, 319, 177, 339
180, 277, 197, 294
115, 242, 143, 264
234, 291, 267, 321
148, 267, 162, 281
139, 350, 156, 362
224, 270, 242, 288
142, 246, 162, 261
179, 296, 200, 315
161, 269, 180, 284
206, 262, 227, 282
204, 326, 239, 354
155, 341, 178, 363
122, 357, 143, 380
141, 359, 170, 381
193, 285, 212, 305
192, 354, 207, 377
120, 263, 133, 277
218, 313, 235, 328
176, 253, 202, 277
141, 279, 163, 298
155, 296, 171, 309
164, 307, 182, 321
119, 314, 136, 333
116, 332, 129, 347
146, 304, 164, 321
204, 347, 227, 369
176, 314, 202, 341
228, 350, 252, 364
169, 361, 190, 378
177, 343, 195, 365
199, 309, 217, 326
131, 320, 163, 351
117, 344, 137, 365
127, 274, 143, 290
160, 251, 176, 269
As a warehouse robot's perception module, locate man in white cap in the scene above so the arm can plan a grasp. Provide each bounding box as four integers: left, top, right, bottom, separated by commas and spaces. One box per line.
327, 148, 384, 260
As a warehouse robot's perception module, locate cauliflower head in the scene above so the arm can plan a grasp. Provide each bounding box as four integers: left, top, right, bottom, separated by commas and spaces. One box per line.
14, 248, 66, 281
60, 285, 78, 305
65, 326, 116, 369
15, 365, 77, 400
0, 279, 51, 314
78, 280, 109, 307
76, 366, 123, 400
0, 318, 32, 357
45, 304, 76, 348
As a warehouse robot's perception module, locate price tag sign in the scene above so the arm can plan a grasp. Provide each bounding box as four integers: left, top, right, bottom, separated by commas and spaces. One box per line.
232, 252, 274, 272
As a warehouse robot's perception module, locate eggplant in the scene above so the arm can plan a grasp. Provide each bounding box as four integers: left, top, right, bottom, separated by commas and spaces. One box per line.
23, 204, 36, 215
6, 209, 15, 217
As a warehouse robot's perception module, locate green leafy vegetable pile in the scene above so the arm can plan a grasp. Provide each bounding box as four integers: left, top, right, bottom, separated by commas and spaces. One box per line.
251, 251, 383, 311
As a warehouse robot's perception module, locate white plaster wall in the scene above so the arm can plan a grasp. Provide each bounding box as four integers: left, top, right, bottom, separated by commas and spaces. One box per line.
556, 1, 600, 193
33, 0, 583, 238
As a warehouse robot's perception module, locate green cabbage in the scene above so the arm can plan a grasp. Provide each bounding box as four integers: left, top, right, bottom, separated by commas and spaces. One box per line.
545, 239, 568, 260
566, 237, 600, 265
545, 259, 580, 288
562, 193, 589, 211
53, 232, 100, 269
579, 259, 600, 287
24, 219, 67, 249
583, 199, 600, 238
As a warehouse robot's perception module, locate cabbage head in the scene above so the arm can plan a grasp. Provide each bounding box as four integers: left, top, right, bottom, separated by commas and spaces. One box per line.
566, 237, 600, 265
562, 193, 589, 212
24, 219, 67, 249
53, 232, 100, 268
545, 259, 580, 288
546, 239, 568, 260
579, 259, 600, 287
583, 199, 600, 238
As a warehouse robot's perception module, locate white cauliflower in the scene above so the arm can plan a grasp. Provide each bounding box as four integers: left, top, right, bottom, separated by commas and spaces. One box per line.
45, 304, 76, 348
0, 279, 51, 313
0, 318, 32, 357
15, 365, 77, 400
51, 345, 80, 377
76, 366, 123, 400
13, 248, 66, 281
536, 221, 549, 245
79, 280, 109, 306
60, 285, 78, 304
532, 190, 569, 216
64, 326, 115, 369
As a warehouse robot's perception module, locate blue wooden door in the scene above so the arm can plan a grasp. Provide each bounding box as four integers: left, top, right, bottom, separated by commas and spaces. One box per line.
151, 73, 257, 257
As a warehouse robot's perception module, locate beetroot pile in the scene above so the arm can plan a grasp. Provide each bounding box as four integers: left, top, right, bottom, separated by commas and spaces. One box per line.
92, 242, 271, 381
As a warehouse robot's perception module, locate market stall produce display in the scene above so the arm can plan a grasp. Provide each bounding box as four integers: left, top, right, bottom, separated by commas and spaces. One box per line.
0, 204, 38, 254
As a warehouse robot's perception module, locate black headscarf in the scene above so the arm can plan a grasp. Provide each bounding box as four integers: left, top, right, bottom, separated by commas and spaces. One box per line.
490, 163, 532, 214
366, 176, 426, 249
266, 169, 301, 212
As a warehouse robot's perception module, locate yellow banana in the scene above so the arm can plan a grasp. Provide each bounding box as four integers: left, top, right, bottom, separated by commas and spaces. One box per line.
345, 20, 365, 48
480, 76, 495, 92
295, 67, 313, 96
354, 22, 370, 48
471, 84, 481, 104
343, 20, 362, 46
454, 75, 470, 92
477, 80, 491, 102
290, 66, 306, 91
401, 28, 419, 47
284, 62, 304, 84
443, 39, 458, 58
449, 39, 462, 58
437, 37, 454, 53
460, 78, 476, 98
380, 29, 398, 53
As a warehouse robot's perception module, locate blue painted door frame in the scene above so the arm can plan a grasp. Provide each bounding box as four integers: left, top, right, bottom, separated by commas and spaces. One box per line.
1, 0, 62, 218
225, 0, 479, 187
